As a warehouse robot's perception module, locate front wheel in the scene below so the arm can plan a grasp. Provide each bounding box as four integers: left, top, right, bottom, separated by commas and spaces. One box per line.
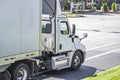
11, 63, 30, 80
71, 51, 82, 70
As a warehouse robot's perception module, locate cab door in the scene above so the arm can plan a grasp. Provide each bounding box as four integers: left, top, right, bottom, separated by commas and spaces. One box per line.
57, 19, 73, 53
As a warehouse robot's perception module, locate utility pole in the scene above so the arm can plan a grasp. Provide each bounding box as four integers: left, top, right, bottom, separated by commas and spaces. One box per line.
92, 0, 94, 3
92, 0, 94, 10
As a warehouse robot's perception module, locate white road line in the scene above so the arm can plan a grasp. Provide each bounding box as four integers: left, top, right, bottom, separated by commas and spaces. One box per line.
86, 49, 120, 61
86, 42, 119, 51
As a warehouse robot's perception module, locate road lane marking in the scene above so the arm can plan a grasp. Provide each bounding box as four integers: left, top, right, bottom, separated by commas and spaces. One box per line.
86, 49, 120, 61
86, 42, 119, 51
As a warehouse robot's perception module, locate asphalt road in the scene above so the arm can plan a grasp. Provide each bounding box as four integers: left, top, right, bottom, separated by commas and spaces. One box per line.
33, 13, 120, 80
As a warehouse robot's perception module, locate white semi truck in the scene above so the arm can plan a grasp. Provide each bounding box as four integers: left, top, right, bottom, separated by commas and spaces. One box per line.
0, 0, 87, 80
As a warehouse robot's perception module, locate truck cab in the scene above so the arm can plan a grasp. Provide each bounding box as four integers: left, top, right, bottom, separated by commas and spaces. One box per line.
41, 14, 87, 70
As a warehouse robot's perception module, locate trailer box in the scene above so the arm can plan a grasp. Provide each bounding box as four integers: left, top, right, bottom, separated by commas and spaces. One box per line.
0, 0, 42, 66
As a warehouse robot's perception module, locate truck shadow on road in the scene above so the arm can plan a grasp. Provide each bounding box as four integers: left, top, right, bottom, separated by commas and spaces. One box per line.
33, 65, 96, 80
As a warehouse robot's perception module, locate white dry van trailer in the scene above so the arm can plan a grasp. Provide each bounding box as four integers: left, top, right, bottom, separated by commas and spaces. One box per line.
0, 0, 87, 80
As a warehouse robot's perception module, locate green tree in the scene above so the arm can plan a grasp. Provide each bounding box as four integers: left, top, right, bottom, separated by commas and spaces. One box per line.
63, 1, 70, 10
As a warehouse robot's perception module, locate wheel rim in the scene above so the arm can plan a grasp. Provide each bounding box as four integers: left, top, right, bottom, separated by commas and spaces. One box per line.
17, 68, 27, 80
74, 55, 80, 66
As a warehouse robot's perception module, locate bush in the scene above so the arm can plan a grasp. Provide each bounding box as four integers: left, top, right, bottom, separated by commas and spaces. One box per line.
102, 2, 108, 11
94, 4, 101, 10
111, 2, 116, 11
63, 2, 70, 10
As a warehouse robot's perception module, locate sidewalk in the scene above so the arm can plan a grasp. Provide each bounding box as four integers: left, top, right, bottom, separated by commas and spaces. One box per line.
62, 10, 92, 14
62, 10, 120, 15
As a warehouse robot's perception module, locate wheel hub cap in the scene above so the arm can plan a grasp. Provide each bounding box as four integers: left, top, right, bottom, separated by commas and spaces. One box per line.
74, 56, 80, 66
17, 68, 27, 80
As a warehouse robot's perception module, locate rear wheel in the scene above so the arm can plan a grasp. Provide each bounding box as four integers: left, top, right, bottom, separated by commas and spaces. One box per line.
0, 71, 11, 80
11, 63, 30, 80
71, 51, 82, 70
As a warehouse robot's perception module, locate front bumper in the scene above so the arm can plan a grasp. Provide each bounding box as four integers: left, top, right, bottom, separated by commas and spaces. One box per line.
82, 51, 86, 63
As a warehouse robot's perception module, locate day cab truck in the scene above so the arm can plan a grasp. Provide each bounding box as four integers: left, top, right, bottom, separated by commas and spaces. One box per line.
0, 0, 87, 80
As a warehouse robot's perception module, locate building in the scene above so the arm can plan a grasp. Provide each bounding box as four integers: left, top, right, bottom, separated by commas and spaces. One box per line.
86, 0, 100, 4
86, 0, 120, 9
86, 0, 120, 5
60, 0, 120, 10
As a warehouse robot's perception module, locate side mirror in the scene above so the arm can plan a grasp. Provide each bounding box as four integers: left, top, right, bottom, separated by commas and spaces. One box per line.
72, 24, 76, 35
83, 33, 88, 38
80, 33, 88, 41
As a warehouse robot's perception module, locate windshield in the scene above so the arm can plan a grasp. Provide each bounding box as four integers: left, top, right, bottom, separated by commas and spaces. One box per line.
42, 20, 52, 33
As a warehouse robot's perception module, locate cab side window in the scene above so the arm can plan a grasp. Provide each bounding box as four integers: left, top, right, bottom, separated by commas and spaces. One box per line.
60, 21, 69, 35
42, 20, 52, 33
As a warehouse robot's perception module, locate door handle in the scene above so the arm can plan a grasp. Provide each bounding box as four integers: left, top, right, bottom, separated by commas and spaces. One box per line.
60, 44, 62, 50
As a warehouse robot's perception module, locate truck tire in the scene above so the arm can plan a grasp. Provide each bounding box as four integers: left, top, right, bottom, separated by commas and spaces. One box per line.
71, 51, 82, 70
11, 63, 30, 80
0, 71, 11, 80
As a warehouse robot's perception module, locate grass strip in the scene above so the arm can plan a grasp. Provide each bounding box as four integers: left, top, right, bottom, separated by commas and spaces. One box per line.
64, 14, 84, 18
84, 65, 120, 80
